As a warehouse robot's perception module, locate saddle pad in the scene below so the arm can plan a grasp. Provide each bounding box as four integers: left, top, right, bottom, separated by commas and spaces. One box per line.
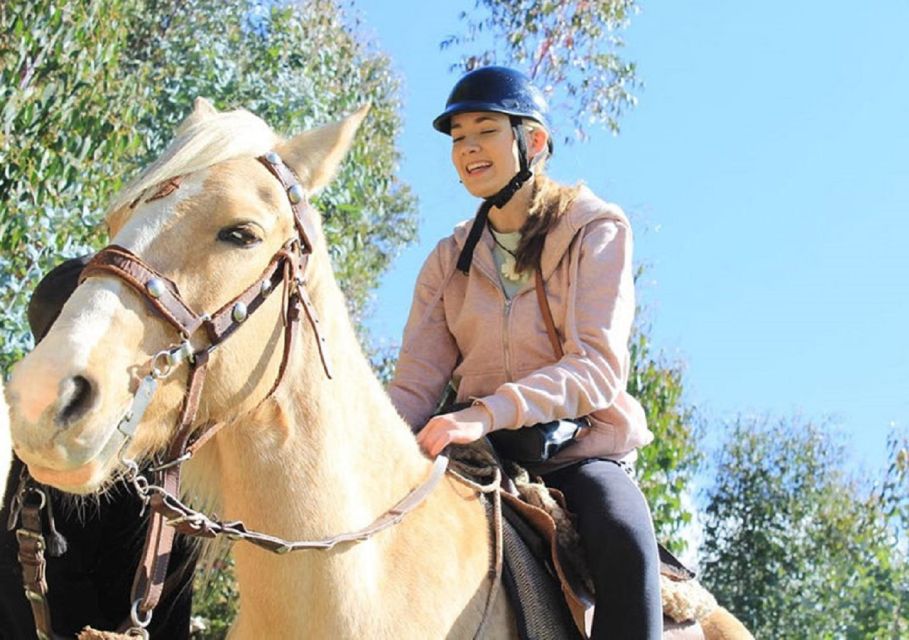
502, 509, 583, 640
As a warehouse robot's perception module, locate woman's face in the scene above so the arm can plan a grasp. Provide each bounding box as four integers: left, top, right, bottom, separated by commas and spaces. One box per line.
449, 112, 520, 199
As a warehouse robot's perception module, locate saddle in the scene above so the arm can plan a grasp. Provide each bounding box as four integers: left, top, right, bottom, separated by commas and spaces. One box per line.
449, 441, 718, 640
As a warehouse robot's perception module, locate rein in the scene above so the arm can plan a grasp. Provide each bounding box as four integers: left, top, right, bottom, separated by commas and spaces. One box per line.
13, 151, 452, 639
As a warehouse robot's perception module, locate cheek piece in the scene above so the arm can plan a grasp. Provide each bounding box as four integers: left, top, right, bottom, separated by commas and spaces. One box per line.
456, 115, 533, 274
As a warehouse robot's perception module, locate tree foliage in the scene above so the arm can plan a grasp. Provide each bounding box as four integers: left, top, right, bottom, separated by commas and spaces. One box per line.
627, 324, 700, 554
3, 2, 416, 629
442, 0, 640, 140
0, 0, 416, 374
700, 417, 908, 638
0, 0, 152, 371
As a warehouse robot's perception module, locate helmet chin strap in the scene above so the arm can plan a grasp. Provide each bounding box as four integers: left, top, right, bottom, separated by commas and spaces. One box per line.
457, 116, 533, 273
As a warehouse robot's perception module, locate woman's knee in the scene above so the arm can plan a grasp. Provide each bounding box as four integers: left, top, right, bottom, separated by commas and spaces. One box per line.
581, 510, 658, 576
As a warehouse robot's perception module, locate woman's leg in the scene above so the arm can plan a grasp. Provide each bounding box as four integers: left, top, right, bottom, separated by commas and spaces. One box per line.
543, 458, 662, 640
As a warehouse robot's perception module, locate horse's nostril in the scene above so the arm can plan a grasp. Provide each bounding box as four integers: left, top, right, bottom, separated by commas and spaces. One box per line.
56, 375, 95, 428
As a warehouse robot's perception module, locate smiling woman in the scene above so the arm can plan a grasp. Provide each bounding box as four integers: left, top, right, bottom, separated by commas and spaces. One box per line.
390, 65, 663, 639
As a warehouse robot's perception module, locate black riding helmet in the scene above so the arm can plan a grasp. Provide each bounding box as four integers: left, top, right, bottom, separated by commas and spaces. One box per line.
433, 66, 553, 149
434, 66, 553, 273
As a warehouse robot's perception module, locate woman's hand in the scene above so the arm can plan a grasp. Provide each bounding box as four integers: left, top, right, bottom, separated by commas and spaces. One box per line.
416, 404, 493, 457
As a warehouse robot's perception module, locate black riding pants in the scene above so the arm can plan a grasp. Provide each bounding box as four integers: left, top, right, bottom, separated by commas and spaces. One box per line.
542, 459, 662, 640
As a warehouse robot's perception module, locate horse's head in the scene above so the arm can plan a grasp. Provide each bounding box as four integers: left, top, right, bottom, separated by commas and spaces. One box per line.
7, 98, 367, 493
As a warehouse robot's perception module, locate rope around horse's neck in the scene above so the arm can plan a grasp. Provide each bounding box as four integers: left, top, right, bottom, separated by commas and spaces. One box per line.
126, 453, 453, 552
128, 452, 501, 637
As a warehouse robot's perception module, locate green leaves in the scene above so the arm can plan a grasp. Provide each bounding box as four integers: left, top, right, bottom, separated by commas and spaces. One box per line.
0, 0, 417, 376
627, 326, 701, 555
1, 0, 149, 372
700, 418, 909, 638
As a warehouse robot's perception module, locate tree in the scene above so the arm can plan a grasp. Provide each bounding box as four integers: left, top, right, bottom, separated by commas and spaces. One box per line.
443, 0, 640, 140
0, 0, 152, 371
124, 0, 417, 325
627, 324, 701, 555
700, 416, 908, 638
0, 0, 417, 375
3, 6, 416, 629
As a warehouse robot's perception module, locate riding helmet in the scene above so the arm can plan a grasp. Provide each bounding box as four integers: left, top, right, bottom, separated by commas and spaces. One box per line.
432, 66, 551, 142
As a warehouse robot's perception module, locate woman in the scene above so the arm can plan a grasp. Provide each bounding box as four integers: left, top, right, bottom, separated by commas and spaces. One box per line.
388, 66, 662, 639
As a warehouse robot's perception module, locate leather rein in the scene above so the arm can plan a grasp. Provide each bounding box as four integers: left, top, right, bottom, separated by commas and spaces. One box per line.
14, 151, 450, 639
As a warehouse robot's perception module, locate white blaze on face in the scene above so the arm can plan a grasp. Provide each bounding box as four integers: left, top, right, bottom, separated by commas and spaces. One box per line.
8, 171, 209, 431
113, 171, 208, 253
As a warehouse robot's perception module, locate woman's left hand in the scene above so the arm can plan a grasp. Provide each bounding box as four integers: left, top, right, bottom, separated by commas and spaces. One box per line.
416, 404, 493, 457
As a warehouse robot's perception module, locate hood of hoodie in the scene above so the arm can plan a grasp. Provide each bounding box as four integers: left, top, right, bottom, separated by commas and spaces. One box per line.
451, 185, 631, 282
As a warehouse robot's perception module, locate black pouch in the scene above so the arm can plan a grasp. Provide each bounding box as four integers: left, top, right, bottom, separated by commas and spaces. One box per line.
487, 417, 588, 465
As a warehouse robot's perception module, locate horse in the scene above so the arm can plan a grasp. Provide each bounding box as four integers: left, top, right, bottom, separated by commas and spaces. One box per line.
6, 98, 515, 638
6, 99, 751, 639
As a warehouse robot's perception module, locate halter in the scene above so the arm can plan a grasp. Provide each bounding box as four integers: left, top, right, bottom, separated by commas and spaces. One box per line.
13, 151, 454, 639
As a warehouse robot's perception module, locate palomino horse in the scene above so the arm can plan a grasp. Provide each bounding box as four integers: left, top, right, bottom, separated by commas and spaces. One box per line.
6, 99, 514, 638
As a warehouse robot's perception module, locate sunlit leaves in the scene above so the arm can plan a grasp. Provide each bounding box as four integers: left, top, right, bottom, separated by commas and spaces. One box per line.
700, 418, 909, 638
0, 0, 417, 375
0, 0, 149, 372
627, 326, 701, 555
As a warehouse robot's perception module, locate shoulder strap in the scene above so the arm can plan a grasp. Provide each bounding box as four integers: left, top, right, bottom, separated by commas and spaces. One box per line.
534, 269, 564, 360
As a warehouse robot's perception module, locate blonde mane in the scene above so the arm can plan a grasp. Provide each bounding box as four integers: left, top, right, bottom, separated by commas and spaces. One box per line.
107, 109, 280, 227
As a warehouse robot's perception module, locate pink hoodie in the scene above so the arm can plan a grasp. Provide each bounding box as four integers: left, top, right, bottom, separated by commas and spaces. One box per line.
389, 186, 652, 468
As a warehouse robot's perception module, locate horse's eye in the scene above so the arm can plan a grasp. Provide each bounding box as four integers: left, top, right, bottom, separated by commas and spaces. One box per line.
218, 224, 262, 247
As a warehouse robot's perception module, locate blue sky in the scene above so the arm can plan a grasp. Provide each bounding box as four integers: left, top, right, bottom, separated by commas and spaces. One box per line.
356, 1, 909, 471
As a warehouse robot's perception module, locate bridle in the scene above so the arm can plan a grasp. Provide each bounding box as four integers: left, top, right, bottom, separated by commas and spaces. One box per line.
13, 151, 452, 639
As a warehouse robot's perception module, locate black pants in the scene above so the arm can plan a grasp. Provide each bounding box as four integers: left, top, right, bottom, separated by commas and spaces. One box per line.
543, 459, 662, 640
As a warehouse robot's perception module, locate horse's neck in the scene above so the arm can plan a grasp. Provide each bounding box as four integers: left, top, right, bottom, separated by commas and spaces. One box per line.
214, 253, 426, 512
203, 262, 432, 624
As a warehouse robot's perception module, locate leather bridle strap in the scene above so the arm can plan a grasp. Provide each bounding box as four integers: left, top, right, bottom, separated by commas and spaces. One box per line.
256, 154, 333, 378
15, 494, 55, 640
81, 245, 205, 337
18, 150, 340, 637
73, 151, 328, 636
129, 351, 209, 625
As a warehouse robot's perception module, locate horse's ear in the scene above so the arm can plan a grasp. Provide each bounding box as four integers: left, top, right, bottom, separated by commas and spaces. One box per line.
177, 97, 219, 134
278, 104, 370, 194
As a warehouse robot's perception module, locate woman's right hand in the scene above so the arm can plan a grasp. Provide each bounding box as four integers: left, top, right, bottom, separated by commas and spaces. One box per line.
417, 404, 494, 457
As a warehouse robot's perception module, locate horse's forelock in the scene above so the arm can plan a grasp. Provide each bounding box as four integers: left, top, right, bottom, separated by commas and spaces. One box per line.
107, 109, 281, 226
